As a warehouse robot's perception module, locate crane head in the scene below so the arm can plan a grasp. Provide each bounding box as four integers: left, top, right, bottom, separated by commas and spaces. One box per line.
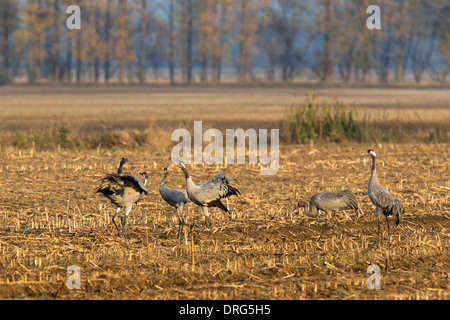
140, 172, 148, 181
120, 158, 128, 165
297, 199, 308, 208
367, 149, 376, 157
163, 167, 168, 173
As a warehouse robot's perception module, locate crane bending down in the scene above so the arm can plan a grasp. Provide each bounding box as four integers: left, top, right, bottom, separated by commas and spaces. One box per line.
97, 168, 148, 237
177, 161, 240, 228
364, 149, 402, 243
159, 166, 192, 240
297, 189, 360, 240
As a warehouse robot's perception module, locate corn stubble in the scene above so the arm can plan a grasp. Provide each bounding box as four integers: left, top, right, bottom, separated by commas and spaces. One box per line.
0, 143, 448, 300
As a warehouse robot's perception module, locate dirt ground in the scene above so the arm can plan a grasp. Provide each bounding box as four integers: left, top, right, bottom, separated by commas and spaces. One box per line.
0, 142, 449, 300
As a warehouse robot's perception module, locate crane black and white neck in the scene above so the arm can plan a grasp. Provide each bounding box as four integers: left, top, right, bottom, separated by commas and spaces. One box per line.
177, 161, 240, 229
297, 189, 359, 240
159, 166, 192, 241
364, 149, 403, 244
117, 157, 128, 174
97, 169, 148, 238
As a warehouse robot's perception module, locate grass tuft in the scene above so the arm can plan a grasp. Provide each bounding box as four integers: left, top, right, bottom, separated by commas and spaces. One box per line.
283, 92, 369, 144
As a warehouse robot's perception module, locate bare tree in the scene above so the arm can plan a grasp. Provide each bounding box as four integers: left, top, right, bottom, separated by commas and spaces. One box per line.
258, 0, 308, 82
116, 0, 135, 83
169, 0, 175, 84
431, 1, 449, 83
137, 0, 147, 84
179, 0, 195, 83
309, 0, 335, 82
0, 0, 18, 83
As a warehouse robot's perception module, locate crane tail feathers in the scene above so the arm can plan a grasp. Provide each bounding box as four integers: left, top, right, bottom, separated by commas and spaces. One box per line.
227, 185, 241, 198
394, 199, 403, 225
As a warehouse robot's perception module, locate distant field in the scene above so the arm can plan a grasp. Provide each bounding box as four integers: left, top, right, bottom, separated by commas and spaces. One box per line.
0, 85, 449, 132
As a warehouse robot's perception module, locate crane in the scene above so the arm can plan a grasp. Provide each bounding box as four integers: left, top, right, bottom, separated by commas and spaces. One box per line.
364, 149, 402, 244
97, 167, 148, 238
297, 189, 359, 240
159, 166, 192, 241
177, 161, 240, 228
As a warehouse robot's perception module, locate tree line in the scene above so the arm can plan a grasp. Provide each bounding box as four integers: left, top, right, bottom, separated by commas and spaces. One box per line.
0, 0, 448, 85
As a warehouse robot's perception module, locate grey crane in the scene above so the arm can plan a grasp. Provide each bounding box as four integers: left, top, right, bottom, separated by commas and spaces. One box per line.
97, 170, 148, 237
159, 166, 192, 240
177, 161, 240, 228
297, 189, 359, 240
364, 149, 402, 243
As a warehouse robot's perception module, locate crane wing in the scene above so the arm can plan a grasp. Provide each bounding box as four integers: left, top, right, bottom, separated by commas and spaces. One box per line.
339, 190, 358, 210
161, 188, 190, 207
120, 175, 149, 195
97, 174, 125, 194
370, 185, 397, 212
195, 179, 240, 204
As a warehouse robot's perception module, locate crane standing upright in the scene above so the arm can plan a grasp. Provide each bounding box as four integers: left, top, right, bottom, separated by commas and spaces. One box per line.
177, 161, 240, 228
97, 158, 148, 237
364, 149, 403, 244
159, 166, 192, 240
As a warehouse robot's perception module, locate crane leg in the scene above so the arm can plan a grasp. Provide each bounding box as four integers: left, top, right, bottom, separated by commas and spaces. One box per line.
330, 212, 335, 235
202, 207, 211, 228
176, 207, 184, 241
194, 207, 211, 240
318, 213, 328, 241
318, 220, 327, 241
180, 212, 185, 242
122, 206, 132, 239
112, 207, 122, 235
318, 210, 333, 241
376, 207, 382, 245
385, 214, 390, 244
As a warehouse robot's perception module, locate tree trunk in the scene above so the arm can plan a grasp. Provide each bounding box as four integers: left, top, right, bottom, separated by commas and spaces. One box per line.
52, 0, 61, 81
322, 0, 332, 82
186, 0, 193, 83
238, 0, 248, 82
104, 6, 111, 83
76, 30, 82, 83
169, 0, 175, 85
66, 34, 72, 82
138, 0, 147, 84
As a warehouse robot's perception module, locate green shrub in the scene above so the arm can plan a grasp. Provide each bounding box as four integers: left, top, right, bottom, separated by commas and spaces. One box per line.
284, 93, 369, 144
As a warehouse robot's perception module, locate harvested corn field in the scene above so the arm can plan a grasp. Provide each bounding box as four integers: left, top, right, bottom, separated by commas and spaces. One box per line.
0, 142, 449, 300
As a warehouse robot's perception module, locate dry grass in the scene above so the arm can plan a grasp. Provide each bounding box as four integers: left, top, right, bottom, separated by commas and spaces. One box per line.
0, 86, 449, 150
0, 143, 449, 300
